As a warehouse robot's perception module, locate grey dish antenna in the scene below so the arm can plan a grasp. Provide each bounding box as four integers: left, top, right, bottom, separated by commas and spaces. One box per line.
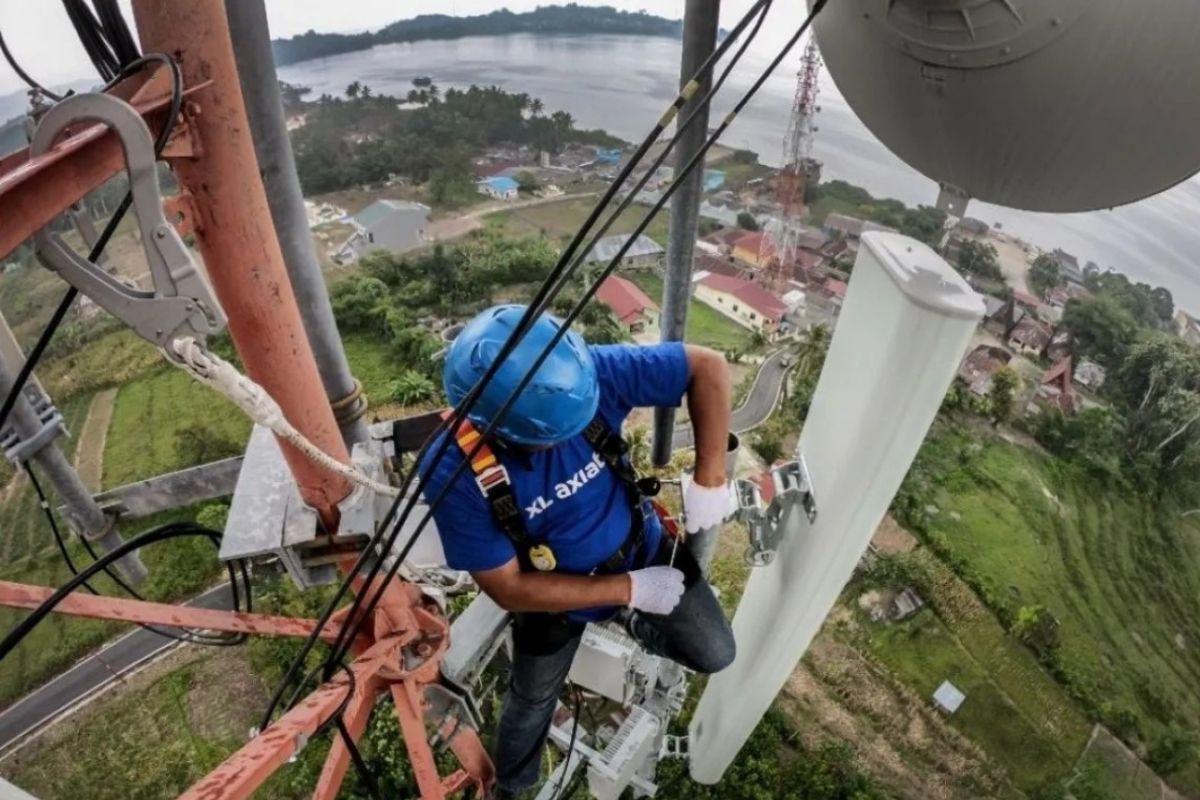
813, 0, 1200, 212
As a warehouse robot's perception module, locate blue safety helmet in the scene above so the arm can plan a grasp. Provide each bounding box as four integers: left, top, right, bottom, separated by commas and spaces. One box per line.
443, 305, 599, 446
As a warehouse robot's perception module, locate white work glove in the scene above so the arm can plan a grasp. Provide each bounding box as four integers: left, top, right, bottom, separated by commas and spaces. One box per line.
684, 478, 730, 534
627, 566, 685, 615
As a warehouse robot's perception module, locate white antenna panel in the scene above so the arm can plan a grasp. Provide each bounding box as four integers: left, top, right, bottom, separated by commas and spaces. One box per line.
688, 232, 984, 782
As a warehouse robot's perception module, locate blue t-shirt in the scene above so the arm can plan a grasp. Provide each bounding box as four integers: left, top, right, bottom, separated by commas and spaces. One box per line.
419, 342, 690, 621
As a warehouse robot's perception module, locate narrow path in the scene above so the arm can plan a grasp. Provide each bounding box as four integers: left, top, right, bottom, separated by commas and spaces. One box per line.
72, 388, 117, 493
425, 190, 601, 243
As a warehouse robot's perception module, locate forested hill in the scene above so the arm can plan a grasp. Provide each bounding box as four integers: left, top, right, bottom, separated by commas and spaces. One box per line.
272, 5, 694, 66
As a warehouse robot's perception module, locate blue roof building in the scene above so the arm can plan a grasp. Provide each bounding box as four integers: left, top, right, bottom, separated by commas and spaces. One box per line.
478, 176, 520, 200
595, 148, 622, 164
703, 169, 726, 192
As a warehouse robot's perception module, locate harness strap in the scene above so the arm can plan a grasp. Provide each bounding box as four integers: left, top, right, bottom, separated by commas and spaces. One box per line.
443, 411, 656, 574
442, 411, 538, 572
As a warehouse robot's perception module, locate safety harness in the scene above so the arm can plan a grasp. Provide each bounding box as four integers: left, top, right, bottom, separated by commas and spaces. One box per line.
443, 411, 661, 573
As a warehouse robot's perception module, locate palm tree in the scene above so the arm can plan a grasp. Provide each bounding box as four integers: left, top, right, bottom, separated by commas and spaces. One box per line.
361, 84, 373, 99
793, 323, 831, 381
529, 97, 544, 117
345, 81, 362, 99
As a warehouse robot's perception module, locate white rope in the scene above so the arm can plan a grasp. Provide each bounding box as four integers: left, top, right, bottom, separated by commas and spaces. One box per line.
166, 337, 399, 498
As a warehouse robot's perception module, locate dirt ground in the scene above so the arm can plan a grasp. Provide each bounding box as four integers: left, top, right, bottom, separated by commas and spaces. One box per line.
72, 388, 117, 493
782, 631, 1014, 800
962, 231, 1037, 295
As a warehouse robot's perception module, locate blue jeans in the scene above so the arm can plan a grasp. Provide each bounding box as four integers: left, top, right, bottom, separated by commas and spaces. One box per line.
494, 542, 735, 792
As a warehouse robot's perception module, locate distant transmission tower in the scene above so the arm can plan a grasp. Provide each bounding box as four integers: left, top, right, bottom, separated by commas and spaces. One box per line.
760, 35, 822, 289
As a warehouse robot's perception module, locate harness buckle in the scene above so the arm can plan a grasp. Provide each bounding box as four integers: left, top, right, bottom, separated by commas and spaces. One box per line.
474, 464, 511, 494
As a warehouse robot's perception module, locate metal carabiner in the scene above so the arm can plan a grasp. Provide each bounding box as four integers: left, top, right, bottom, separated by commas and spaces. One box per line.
30, 92, 224, 359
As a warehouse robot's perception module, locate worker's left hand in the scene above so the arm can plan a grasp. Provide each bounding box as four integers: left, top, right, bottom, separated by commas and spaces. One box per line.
684, 477, 730, 533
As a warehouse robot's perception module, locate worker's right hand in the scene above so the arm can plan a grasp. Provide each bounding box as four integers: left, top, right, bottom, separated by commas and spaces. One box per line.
627, 566, 685, 615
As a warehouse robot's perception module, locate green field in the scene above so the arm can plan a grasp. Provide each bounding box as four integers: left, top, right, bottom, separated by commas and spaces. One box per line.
866, 602, 1090, 791
910, 430, 1200, 792
626, 271, 755, 353
484, 197, 671, 248
103, 367, 252, 490
0, 393, 94, 562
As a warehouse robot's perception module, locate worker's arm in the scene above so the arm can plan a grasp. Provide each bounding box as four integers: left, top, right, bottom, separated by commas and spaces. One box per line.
473, 558, 630, 613
685, 345, 732, 488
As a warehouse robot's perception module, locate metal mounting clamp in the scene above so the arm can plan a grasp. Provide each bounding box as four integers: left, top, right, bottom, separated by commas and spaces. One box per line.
0, 396, 65, 465
29, 92, 225, 360
738, 455, 817, 567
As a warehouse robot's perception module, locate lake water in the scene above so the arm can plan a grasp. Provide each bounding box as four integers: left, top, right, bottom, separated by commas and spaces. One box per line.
280, 33, 1200, 311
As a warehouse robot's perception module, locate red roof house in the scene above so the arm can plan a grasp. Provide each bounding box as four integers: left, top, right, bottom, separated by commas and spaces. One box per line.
596, 275, 659, 333
694, 272, 788, 336
1034, 357, 1077, 415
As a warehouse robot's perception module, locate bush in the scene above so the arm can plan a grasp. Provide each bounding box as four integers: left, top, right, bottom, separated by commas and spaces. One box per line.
1148, 725, 1200, 776
387, 371, 437, 405
1011, 604, 1061, 664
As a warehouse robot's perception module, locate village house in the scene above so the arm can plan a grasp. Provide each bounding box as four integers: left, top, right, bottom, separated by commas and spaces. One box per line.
595, 275, 659, 334
703, 227, 751, 255
822, 277, 848, 312
477, 175, 519, 201
1051, 248, 1086, 287
333, 199, 430, 265
1045, 330, 1072, 362
1031, 357, 1078, 415
694, 253, 748, 280
1008, 316, 1054, 356
693, 272, 787, 338
958, 345, 1013, 396
581, 234, 665, 271
1074, 359, 1107, 390
731, 231, 768, 267
984, 298, 1027, 339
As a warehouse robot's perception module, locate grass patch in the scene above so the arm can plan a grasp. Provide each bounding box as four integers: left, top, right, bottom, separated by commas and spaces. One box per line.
625, 271, 755, 353
38, 329, 162, 403
103, 367, 252, 490
909, 430, 1200, 792
0, 392, 94, 562
3, 648, 276, 800
342, 331, 404, 406
484, 197, 670, 247
866, 606, 1086, 791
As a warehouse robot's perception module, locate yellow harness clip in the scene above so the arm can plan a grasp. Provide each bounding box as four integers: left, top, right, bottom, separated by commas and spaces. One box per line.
528, 544, 557, 572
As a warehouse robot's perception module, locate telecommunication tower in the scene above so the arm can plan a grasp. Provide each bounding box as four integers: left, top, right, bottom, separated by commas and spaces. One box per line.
760, 35, 822, 289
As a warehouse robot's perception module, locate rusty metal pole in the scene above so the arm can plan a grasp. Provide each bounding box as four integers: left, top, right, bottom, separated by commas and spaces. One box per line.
131, 0, 351, 523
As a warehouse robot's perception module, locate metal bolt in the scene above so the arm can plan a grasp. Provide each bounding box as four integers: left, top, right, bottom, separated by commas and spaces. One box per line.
1051, 16, 1062, 26
1001, 45, 1012, 55
155, 227, 167, 239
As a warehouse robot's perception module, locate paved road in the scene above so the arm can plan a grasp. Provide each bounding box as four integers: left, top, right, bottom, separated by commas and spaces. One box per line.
0, 583, 234, 756
672, 348, 792, 450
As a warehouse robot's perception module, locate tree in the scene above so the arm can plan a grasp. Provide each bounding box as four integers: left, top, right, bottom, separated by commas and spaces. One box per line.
528, 97, 544, 116
360, 84, 373, 99
1011, 604, 1060, 663
988, 366, 1020, 426
1148, 725, 1199, 776
1061, 294, 1140, 369
736, 211, 759, 231
956, 239, 1002, 282
514, 170, 541, 193
330, 275, 392, 332
388, 371, 437, 405
345, 80, 362, 98
1113, 335, 1200, 494
1028, 254, 1064, 300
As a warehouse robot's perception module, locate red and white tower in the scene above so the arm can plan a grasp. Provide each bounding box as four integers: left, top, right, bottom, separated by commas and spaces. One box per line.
760, 35, 823, 289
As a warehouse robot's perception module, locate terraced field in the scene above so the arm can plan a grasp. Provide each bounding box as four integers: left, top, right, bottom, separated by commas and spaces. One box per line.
912, 430, 1200, 793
